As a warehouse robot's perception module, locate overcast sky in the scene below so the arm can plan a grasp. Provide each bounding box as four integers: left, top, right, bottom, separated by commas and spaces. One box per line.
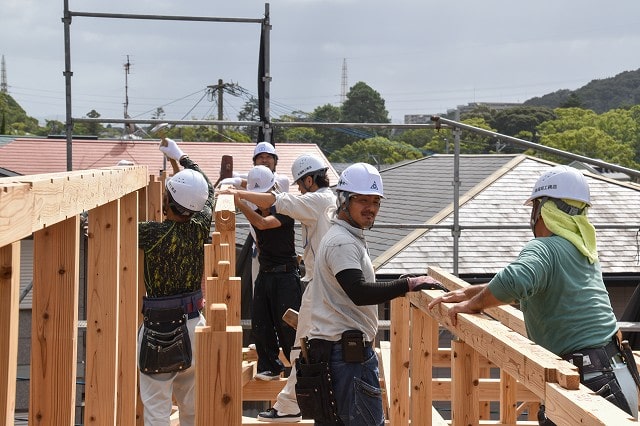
2, 0, 640, 126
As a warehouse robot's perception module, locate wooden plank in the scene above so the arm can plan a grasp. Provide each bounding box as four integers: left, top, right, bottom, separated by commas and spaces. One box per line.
214, 193, 236, 269
0, 167, 148, 248
0, 182, 33, 247
409, 310, 434, 426
242, 378, 287, 401
390, 296, 410, 425
409, 290, 580, 399
117, 191, 139, 425
431, 377, 537, 402
85, 200, 121, 425
428, 266, 527, 337
0, 242, 19, 425
544, 382, 636, 426
451, 339, 479, 425
196, 304, 243, 426
379, 341, 392, 417
30, 216, 80, 425
500, 370, 518, 423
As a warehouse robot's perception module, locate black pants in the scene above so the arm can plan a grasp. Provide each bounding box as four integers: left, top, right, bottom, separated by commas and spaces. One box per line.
252, 269, 302, 373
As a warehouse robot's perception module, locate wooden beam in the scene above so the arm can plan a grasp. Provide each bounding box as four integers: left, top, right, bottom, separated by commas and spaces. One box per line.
30, 216, 80, 424
428, 266, 527, 337
85, 200, 121, 425
544, 382, 636, 426
0, 167, 148, 248
451, 339, 479, 425
390, 296, 410, 425
117, 191, 139, 425
0, 242, 19, 425
408, 290, 580, 398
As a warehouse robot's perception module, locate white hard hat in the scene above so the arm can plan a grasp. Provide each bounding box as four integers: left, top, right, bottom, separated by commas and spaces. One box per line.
525, 165, 591, 206
336, 162, 384, 197
291, 154, 327, 183
165, 169, 209, 214
253, 141, 278, 161
247, 165, 275, 193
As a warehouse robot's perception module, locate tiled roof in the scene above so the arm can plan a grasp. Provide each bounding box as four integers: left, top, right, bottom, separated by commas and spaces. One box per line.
370, 154, 521, 264
375, 156, 640, 276
0, 137, 340, 190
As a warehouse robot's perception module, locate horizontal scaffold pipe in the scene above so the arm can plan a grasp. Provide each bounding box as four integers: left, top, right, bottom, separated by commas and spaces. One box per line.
73, 118, 262, 127
68, 11, 264, 24
431, 115, 640, 179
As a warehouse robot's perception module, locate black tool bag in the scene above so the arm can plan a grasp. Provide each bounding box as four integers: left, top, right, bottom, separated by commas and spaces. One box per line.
139, 306, 192, 374
294, 338, 344, 424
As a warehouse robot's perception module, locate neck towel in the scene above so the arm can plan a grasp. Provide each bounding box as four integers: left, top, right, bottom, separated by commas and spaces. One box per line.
541, 199, 598, 264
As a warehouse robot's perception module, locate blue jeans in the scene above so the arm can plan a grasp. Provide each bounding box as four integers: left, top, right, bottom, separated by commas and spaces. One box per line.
316, 344, 384, 426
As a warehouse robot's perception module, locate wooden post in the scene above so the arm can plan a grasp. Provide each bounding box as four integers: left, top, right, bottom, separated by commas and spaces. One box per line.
451, 339, 479, 426
214, 193, 236, 269
409, 304, 434, 426
0, 242, 20, 425
117, 191, 139, 424
85, 200, 121, 425
390, 296, 410, 425
30, 216, 80, 425
196, 303, 242, 425
500, 370, 518, 423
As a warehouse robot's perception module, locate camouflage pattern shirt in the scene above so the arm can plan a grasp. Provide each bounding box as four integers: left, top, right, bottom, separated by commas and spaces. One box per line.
138, 156, 214, 297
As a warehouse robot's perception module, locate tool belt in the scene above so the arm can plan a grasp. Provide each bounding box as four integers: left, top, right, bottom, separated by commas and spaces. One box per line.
559, 336, 635, 418
295, 338, 343, 425
562, 338, 622, 375
259, 263, 298, 273
142, 289, 204, 319
138, 290, 202, 375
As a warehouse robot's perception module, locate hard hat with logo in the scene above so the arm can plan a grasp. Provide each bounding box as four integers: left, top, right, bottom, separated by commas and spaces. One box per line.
165, 169, 209, 214
336, 162, 384, 197
247, 165, 276, 193
525, 165, 591, 206
291, 154, 328, 183
253, 141, 278, 161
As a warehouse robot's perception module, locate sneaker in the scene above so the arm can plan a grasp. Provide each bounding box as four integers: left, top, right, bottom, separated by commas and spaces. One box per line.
257, 407, 302, 423
255, 370, 282, 381
248, 343, 256, 350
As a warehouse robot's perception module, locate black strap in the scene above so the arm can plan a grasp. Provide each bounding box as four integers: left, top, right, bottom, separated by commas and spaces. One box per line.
620, 340, 640, 390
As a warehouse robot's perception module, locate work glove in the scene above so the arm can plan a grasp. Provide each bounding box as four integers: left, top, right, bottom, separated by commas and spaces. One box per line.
218, 177, 243, 188
407, 275, 448, 292
159, 138, 185, 161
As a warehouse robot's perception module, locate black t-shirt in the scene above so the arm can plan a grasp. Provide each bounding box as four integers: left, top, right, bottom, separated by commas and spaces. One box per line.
253, 206, 298, 269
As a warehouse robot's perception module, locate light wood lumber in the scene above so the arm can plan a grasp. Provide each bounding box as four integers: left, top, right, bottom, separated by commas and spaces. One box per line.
30, 216, 80, 424
0, 243, 19, 425
117, 191, 139, 425
408, 290, 580, 398
85, 200, 121, 425
0, 166, 147, 248
451, 339, 479, 425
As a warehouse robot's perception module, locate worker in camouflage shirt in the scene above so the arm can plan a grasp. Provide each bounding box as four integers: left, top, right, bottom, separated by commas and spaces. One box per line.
137, 138, 213, 426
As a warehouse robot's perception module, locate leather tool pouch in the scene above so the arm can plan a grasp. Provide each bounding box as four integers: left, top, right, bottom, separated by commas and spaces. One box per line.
295, 357, 343, 424
139, 306, 192, 374
341, 330, 365, 363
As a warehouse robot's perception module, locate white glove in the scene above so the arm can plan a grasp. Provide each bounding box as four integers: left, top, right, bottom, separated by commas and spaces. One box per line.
219, 177, 243, 188
159, 138, 185, 161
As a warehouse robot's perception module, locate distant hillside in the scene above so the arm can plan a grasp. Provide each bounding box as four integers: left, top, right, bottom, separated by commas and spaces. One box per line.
523, 68, 640, 113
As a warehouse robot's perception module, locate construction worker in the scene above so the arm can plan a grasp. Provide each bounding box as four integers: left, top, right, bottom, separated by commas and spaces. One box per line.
428, 165, 639, 422
219, 141, 290, 310
220, 153, 336, 422
297, 163, 441, 425
232, 165, 301, 381
138, 138, 214, 426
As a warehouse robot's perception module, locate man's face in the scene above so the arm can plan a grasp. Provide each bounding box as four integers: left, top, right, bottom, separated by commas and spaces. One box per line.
254, 153, 277, 171
346, 194, 381, 229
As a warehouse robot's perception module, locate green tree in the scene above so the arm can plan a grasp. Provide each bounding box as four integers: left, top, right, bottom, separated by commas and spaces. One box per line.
341, 82, 390, 124
237, 97, 260, 141
329, 136, 422, 165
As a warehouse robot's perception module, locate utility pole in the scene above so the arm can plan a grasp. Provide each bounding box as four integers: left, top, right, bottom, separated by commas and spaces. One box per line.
207, 79, 238, 135
340, 58, 348, 104
1, 55, 7, 94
